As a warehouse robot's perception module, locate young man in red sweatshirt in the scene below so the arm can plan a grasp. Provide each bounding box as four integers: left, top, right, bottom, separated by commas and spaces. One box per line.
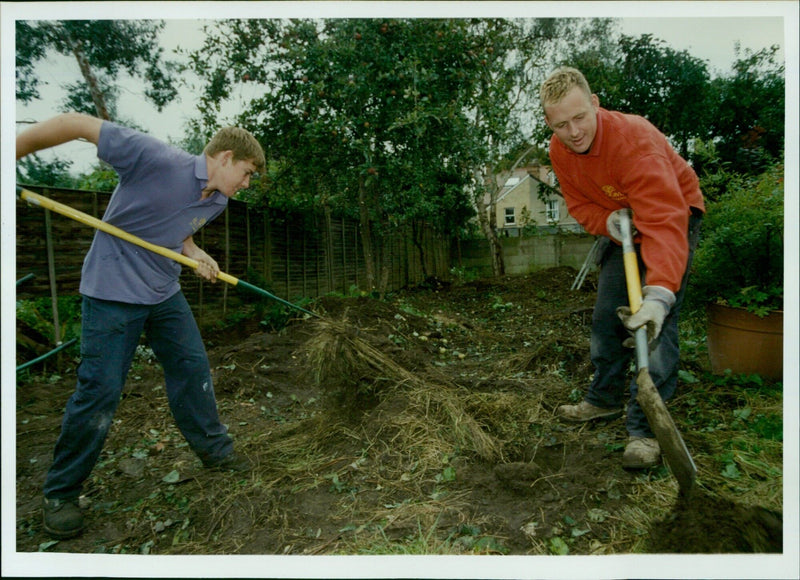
540, 67, 705, 468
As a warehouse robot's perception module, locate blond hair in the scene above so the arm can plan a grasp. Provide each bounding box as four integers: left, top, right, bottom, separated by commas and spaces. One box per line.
205, 127, 266, 172
540, 67, 592, 109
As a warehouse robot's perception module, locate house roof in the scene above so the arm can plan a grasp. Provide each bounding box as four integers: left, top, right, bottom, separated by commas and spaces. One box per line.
527, 172, 562, 198
497, 175, 531, 203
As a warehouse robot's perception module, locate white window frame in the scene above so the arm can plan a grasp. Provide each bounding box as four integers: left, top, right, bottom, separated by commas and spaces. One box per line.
545, 199, 559, 223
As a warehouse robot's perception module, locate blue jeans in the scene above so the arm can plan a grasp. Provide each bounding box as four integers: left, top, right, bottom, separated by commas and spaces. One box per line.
585, 211, 702, 438
43, 291, 233, 500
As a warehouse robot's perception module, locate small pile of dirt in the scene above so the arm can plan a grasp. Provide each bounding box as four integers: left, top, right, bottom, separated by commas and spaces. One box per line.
647, 490, 783, 553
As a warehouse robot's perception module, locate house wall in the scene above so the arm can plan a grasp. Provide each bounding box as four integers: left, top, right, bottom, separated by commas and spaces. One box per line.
455, 234, 598, 278
493, 166, 581, 234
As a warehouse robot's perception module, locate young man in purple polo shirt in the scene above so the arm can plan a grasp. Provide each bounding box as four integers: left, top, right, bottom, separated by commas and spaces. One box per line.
16, 112, 266, 539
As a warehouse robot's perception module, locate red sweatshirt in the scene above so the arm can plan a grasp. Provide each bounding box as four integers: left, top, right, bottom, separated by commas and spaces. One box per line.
549, 108, 705, 293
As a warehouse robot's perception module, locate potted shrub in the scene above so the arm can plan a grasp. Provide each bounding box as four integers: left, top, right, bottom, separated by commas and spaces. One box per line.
690, 164, 784, 379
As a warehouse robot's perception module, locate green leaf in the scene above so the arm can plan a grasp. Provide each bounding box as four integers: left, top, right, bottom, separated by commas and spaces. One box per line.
140, 540, 155, 554
474, 535, 506, 554
549, 536, 570, 555
38, 540, 59, 552
441, 466, 456, 482
721, 462, 741, 480
587, 508, 611, 522
162, 469, 181, 483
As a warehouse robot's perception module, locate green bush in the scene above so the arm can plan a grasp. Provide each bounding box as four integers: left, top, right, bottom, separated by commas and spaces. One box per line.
691, 164, 783, 316
16, 295, 82, 344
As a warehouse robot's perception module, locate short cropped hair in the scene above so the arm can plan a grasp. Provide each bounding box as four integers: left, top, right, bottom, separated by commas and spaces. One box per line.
205, 127, 266, 172
540, 67, 593, 109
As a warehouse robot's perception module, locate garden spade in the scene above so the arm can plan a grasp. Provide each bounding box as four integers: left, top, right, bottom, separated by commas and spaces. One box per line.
16, 186, 320, 319
619, 211, 696, 496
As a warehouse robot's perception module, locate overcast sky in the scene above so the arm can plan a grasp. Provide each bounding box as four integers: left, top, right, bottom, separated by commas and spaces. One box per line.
4, 3, 794, 175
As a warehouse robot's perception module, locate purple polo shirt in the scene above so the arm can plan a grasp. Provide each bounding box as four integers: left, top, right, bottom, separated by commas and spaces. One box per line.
79, 122, 228, 304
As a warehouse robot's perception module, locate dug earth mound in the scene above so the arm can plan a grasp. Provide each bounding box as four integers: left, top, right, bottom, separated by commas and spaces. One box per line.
16, 267, 783, 555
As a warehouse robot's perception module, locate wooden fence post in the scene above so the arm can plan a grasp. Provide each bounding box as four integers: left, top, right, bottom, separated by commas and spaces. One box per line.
224, 206, 230, 315
341, 216, 347, 293
246, 204, 252, 273
44, 209, 62, 348
354, 223, 360, 289
263, 210, 272, 283
302, 225, 308, 296
285, 219, 291, 298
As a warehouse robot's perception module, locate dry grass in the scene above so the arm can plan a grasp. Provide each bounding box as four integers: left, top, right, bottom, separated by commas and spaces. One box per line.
296, 313, 784, 555
300, 316, 504, 464
302, 317, 419, 395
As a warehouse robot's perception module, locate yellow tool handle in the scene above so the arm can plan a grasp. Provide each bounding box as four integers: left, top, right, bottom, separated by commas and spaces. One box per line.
618, 210, 649, 369
622, 252, 643, 313
619, 211, 643, 314
17, 187, 239, 286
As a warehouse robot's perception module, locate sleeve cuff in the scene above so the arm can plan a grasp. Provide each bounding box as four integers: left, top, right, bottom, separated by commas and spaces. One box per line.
643, 285, 676, 310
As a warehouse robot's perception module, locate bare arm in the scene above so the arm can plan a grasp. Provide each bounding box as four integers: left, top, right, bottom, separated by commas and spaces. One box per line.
182, 236, 220, 283
16, 112, 103, 160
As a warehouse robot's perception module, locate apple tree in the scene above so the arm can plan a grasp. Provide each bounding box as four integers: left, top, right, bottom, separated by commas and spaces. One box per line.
186, 17, 597, 284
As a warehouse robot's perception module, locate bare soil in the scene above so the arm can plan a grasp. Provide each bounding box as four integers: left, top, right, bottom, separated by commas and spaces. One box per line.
15, 267, 782, 556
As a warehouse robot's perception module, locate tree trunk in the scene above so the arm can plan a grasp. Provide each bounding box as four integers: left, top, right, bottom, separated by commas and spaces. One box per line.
412, 220, 429, 280
68, 35, 111, 120
476, 179, 505, 277
358, 176, 377, 291
378, 241, 390, 298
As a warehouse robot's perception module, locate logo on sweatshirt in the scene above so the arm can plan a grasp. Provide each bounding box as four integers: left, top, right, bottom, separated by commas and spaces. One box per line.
602, 185, 626, 201
190, 217, 207, 233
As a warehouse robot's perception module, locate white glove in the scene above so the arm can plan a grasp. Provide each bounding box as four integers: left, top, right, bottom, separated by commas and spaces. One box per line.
606, 209, 637, 243
617, 285, 675, 344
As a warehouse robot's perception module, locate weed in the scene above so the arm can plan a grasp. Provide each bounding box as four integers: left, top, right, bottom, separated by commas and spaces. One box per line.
748, 413, 783, 441
567, 387, 583, 403
326, 472, 357, 495
398, 302, 425, 318
548, 535, 570, 555
434, 465, 456, 483
16, 295, 82, 344
449, 266, 479, 284
491, 295, 514, 311
719, 452, 742, 480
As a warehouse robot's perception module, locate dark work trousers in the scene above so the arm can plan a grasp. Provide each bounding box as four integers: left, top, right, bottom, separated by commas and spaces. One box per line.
43, 291, 233, 500
585, 210, 703, 438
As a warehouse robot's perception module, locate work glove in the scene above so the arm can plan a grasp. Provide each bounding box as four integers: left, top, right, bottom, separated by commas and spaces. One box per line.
606, 209, 637, 243
616, 285, 675, 345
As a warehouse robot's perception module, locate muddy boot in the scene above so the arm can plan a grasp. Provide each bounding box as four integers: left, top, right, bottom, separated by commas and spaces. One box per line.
557, 400, 623, 423
622, 437, 661, 469
204, 452, 252, 472
42, 497, 84, 539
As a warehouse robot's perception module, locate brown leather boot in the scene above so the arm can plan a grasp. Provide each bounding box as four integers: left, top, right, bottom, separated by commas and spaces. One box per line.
557, 400, 623, 423
622, 437, 661, 469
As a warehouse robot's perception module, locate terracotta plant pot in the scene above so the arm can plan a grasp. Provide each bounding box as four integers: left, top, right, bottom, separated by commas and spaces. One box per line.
706, 303, 783, 380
